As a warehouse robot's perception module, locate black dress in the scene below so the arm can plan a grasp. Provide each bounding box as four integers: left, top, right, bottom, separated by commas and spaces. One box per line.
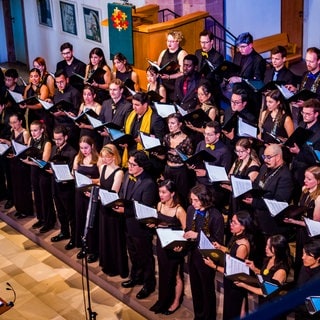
74, 164, 100, 253
155, 209, 185, 312
9, 130, 33, 216
99, 165, 128, 277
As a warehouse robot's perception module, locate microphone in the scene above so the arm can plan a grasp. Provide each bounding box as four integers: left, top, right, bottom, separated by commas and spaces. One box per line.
5, 282, 16, 307
88, 186, 100, 229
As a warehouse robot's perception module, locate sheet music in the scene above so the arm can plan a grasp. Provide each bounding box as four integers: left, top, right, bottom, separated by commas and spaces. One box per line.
303, 217, 320, 237
238, 117, 257, 138
51, 163, 74, 182
156, 228, 186, 248
205, 163, 229, 182
99, 189, 120, 206
140, 132, 161, 149
263, 198, 289, 217
275, 84, 294, 99
154, 102, 176, 118
230, 175, 252, 198
199, 230, 215, 249
175, 104, 188, 116
8, 90, 23, 103
11, 140, 28, 156
134, 201, 157, 220
86, 114, 103, 128
38, 98, 54, 110
0, 143, 10, 155
126, 86, 136, 96
147, 59, 161, 71
74, 170, 92, 187
225, 254, 249, 276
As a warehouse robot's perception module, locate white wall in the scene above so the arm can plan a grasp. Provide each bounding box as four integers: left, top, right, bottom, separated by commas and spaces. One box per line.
303, 0, 320, 53
23, 0, 145, 72
0, 1, 8, 62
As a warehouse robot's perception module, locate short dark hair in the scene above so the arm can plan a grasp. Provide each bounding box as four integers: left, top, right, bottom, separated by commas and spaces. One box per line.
304, 239, 320, 259
53, 125, 68, 136
199, 30, 214, 41
132, 92, 149, 105
271, 45, 287, 58
235, 32, 253, 46
303, 98, 320, 114
5, 68, 18, 79
232, 87, 248, 103
205, 120, 221, 134
129, 150, 151, 170
60, 42, 73, 52
184, 54, 199, 66
54, 69, 68, 78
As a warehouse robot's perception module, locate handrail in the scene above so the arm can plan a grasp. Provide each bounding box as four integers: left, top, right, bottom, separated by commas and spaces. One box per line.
158, 8, 180, 22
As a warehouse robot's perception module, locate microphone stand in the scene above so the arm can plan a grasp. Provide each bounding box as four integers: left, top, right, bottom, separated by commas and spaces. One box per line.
82, 185, 99, 320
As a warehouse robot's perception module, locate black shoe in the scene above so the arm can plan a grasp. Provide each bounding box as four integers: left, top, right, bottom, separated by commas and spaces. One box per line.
162, 305, 181, 315
65, 240, 75, 250
77, 250, 85, 259
39, 225, 54, 233
4, 200, 13, 209
149, 301, 163, 313
136, 287, 154, 299
32, 220, 44, 229
17, 213, 27, 219
121, 279, 143, 288
14, 211, 21, 217
51, 233, 70, 242
87, 254, 98, 263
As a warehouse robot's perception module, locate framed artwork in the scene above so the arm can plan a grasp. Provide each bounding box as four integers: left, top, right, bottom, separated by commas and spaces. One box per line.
37, 0, 53, 27
83, 6, 101, 43
59, 1, 77, 35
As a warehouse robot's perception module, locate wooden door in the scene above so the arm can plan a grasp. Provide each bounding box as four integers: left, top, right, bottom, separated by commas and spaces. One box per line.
281, 0, 304, 54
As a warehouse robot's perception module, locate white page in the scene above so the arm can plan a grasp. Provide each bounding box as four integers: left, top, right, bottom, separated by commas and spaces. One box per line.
263, 198, 289, 217
225, 254, 249, 276
86, 114, 103, 128
99, 189, 119, 206
156, 228, 186, 248
304, 217, 320, 237
176, 104, 188, 116
140, 132, 161, 149
8, 90, 23, 103
38, 98, 54, 110
134, 201, 157, 220
74, 170, 92, 187
230, 175, 252, 198
11, 140, 28, 156
147, 59, 161, 71
199, 230, 215, 249
238, 117, 257, 138
154, 102, 176, 118
205, 163, 229, 182
0, 143, 10, 155
275, 84, 294, 99
51, 163, 74, 182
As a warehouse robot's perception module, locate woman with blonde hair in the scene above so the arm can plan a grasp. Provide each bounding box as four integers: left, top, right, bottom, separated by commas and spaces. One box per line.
284, 165, 320, 280
98, 144, 128, 277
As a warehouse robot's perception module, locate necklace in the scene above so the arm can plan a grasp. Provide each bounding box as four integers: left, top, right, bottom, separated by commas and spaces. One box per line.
170, 131, 182, 139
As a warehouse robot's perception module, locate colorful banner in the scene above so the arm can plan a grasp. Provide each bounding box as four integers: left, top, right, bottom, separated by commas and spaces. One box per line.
108, 3, 133, 64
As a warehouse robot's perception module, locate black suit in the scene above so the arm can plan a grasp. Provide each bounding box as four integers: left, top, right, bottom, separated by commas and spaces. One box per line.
174, 72, 202, 112
264, 66, 297, 85
119, 171, 158, 290
56, 57, 86, 92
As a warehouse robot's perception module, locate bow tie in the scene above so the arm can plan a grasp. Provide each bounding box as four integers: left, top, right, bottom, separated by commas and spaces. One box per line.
308, 72, 317, 80
59, 90, 64, 94
129, 175, 137, 182
206, 144, 215, 150
195, 209, 206, 217
201, 52, 208, 58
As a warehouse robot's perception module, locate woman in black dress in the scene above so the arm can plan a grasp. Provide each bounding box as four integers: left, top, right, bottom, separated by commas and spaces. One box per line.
284, 165, 320, 280
98, 144, 128, 277
149, 180, 186, 315
1, 113, 33, 218
205, 210, 254, 320
73, 135, 100, 262
184, 184, 224, 320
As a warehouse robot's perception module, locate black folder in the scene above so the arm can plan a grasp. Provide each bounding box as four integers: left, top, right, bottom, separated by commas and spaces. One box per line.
73, 109, 99, 126
176, 149, 216, 166
243, 80, 286, 92
283, 126, 313, 148
287, 89, 318, 103
147, 59, 179, 74
50, 100, 74, 113
107, 128, 134, 145
222, 112, 239, 132
214, 61, 241, 79
183, 108, 211, 128
147, 90, 163, 103
200, 249, 225, 267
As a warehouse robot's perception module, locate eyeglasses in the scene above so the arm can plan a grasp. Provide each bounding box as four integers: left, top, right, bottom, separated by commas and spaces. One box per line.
231, 100, 242, 105
61, 51, 72, 55
262, 154, 277, 161
301, 111, 314, 117
128, 161, 138, 167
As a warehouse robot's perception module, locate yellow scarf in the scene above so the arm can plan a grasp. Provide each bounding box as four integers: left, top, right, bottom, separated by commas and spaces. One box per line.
122, 106, 153, 167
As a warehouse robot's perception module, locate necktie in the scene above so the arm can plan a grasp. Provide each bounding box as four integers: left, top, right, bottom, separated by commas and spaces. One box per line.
272, 71, 278, 81
129, 175, 137, 182
111, 103, 117, 115
183, 77, 190, 96
206, 144, 215, 150
201, 52, 208, 58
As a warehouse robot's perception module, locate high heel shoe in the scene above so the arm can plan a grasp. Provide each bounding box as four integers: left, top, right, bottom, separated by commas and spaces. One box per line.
162, 304, 181, 315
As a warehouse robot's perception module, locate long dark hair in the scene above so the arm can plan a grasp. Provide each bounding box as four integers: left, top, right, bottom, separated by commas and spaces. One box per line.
158, 179, 180, 207
269, 234, 292, 272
